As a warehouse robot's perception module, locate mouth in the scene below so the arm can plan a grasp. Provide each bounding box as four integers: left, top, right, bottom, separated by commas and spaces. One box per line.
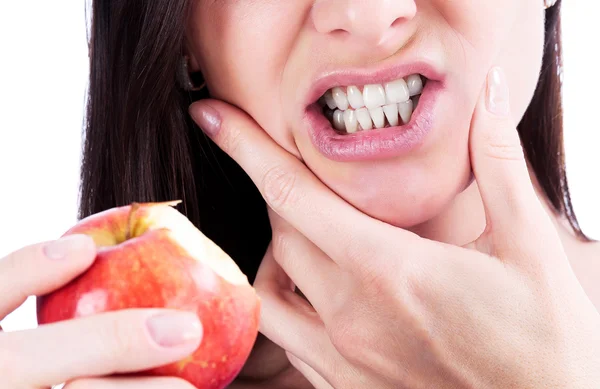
319, 74, 426, 134
302, 61, 444, 162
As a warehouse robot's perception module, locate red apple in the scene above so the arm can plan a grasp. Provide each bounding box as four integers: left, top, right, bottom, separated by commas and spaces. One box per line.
37, 201, 260, 389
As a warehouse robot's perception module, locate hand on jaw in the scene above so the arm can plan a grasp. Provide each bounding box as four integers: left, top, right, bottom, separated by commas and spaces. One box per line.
190, 67, 600, 388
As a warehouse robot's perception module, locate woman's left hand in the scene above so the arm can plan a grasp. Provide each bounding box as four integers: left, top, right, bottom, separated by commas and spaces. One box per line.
190, 68, 600, 388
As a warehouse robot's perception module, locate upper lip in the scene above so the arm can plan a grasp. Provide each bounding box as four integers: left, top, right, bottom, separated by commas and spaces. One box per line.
303, 58, 445, 108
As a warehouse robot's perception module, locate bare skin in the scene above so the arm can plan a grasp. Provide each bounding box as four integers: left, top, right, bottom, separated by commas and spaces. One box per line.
183, 5, 600, 384
1, 1, 598, 388
232, 181, 600, 388
189, 68, 600, 388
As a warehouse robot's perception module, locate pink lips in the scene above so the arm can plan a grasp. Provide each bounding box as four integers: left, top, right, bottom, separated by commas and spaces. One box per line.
303, 61, 444, 162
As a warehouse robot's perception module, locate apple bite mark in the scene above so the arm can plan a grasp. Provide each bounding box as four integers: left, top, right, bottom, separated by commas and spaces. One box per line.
140, 202, 250, 286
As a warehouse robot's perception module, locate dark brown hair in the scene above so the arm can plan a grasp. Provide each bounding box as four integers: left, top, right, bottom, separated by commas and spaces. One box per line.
80, 0, 584, 282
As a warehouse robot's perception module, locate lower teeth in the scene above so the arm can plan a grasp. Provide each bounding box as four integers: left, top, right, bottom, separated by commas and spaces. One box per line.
324, 95, 421, 134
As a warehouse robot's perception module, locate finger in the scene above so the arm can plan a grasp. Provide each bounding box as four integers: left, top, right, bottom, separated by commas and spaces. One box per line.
0, 235, 96, 319
254, 246, 337, 377
1, 309, 202, 387
64, 376, 197, 389
286, 351, 335, 389
189, 100, 419, 268
469, 67, 553, 252
269, 210, 342, 320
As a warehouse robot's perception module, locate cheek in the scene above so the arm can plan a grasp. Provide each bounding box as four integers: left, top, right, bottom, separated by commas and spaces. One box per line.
495, 7, 546, 122
437, 0, 545, 120
188, 2, 309, 156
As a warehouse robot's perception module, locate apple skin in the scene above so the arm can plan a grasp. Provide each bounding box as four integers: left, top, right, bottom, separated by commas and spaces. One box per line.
37, 202, 260, 389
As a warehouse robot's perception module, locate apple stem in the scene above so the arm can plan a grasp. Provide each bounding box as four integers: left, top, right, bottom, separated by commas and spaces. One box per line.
126, 202, 141, 240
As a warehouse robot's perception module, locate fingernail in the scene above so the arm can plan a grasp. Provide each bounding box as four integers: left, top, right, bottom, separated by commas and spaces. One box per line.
486, 67, 510, 116
189, 102, 221, 137
147, 311, 203, 348
43, 234, 94, 260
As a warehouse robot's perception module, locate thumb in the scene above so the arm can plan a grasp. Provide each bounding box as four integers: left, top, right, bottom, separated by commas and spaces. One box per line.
469, 67, 549, 253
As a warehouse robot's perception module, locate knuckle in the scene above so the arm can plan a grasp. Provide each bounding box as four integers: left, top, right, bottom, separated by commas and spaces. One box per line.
485, 142, 525, 162
0, 246, 28, 277
403, 249, 444, 302
261, 165, 299, 210
101, 314, 138, 358
328, 319, 364, 363
342, 234, 384, 273
271, 232, 289, 263
328, 320, 351, 355
481, 129, 525, 162
220, 124, 244, 156
341, 237, 367, 266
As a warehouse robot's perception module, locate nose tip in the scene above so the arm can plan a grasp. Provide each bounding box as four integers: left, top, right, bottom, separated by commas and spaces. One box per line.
312, 0, 416, 46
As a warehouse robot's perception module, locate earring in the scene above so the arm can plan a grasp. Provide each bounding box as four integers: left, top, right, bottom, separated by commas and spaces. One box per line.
544, 0, 557, 9
177, 55, 206, 91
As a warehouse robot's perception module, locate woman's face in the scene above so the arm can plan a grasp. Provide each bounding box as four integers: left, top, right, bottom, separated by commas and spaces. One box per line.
187, 0, 545, 229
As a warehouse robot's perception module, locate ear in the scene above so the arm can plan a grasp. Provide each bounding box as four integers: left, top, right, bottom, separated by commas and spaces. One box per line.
187, 51, 201, 73
183, 38, 202, 73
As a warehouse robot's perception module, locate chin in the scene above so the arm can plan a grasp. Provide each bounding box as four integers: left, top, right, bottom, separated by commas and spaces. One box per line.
322, 157, 474, 230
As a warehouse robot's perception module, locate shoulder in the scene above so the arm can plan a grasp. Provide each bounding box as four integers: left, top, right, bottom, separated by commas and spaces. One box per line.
588, 240, 600, 258
566, 238, 600, 311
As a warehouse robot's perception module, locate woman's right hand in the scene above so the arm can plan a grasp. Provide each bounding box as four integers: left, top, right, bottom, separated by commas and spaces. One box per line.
0, 234, 204, 389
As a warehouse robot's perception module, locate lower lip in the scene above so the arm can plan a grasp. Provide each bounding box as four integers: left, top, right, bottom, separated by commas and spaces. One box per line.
304, 82, 441, 162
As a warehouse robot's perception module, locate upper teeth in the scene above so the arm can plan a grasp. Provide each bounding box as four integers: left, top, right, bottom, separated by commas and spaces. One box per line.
320, 74, 425, 133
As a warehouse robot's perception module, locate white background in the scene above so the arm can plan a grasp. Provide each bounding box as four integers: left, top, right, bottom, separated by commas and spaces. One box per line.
0, 3, 599, 331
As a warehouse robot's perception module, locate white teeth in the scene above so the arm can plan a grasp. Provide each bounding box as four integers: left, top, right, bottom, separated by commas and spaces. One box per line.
383, 104, 399, 127
363, 84, 386, 110
322, 74, 424, 110
406, 74, 423, 97
333, 109, 346, 131
346, 86, 365, 109
343, 109, 358, 134
331, 87, 349, 111
398, 99, 414, 124
384, 79, 410, 104
322, 74, 424, 133
368, 107, 385, 129
324, 90, 337, 110
355, 108, 373, 131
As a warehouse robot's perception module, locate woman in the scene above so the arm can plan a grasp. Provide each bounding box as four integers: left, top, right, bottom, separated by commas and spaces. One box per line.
1, 0, 599, 388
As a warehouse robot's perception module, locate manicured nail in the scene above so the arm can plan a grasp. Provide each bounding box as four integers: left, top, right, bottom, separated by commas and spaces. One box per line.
147, 311, 203, 348
190, 103, 221, 137
43, 234, 94, 260
486, 67, 510, 116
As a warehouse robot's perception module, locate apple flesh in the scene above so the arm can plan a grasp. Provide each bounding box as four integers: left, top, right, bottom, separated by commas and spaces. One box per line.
37, 201, 260, 389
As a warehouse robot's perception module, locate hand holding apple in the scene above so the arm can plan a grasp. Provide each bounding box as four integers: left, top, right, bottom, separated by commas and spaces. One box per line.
0, 234, 199, 389
37, 201, 260, 389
